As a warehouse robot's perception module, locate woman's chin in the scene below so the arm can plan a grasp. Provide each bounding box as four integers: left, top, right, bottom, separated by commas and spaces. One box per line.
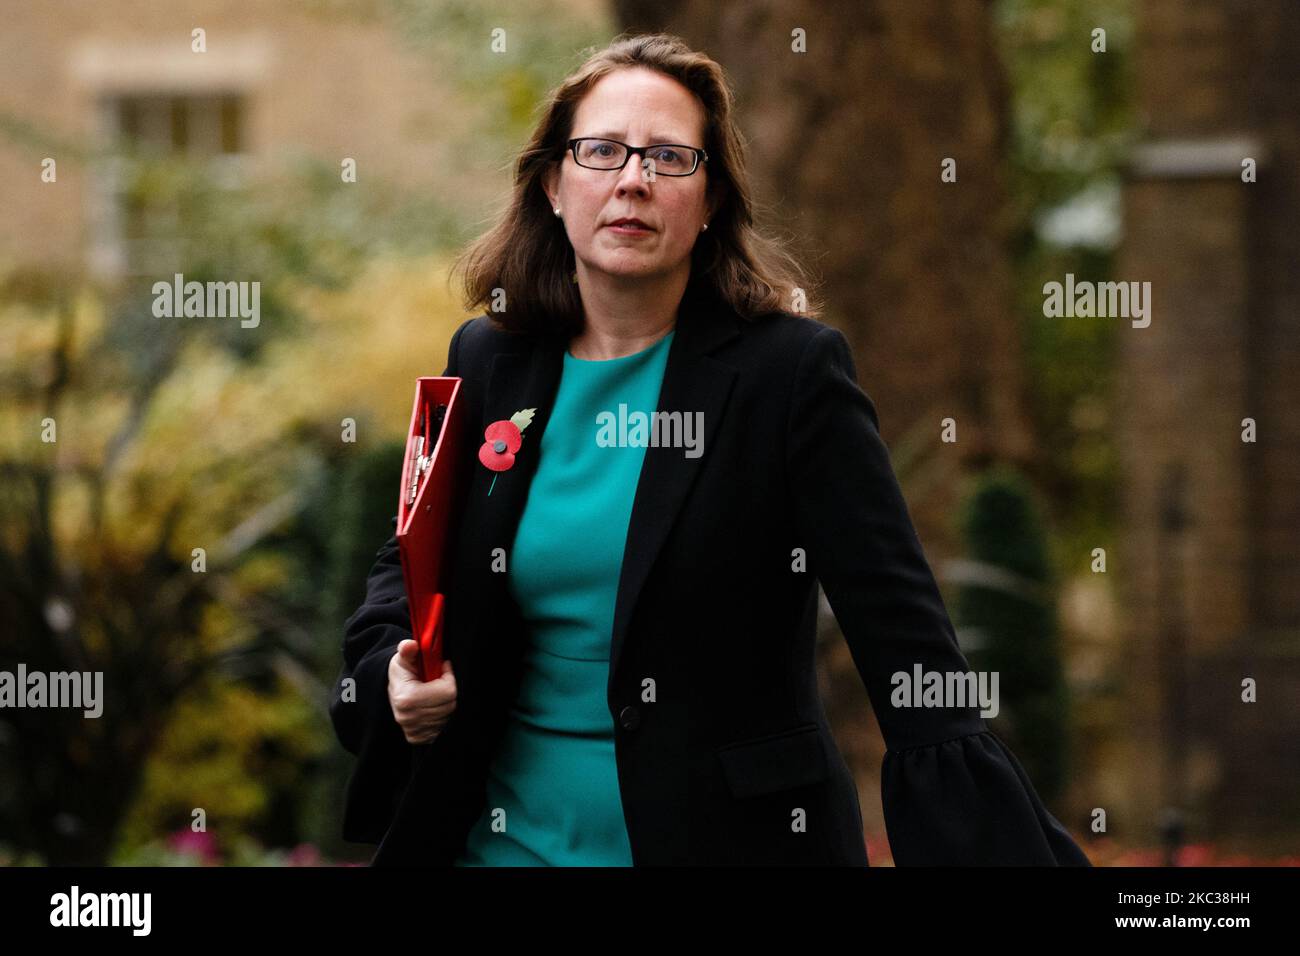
587, 257, 677, 282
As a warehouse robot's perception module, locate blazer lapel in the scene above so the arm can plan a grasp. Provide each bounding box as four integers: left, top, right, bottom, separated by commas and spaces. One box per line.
470, 334, 565, 583
465, 282, 742, 699
607, 284, 740, 693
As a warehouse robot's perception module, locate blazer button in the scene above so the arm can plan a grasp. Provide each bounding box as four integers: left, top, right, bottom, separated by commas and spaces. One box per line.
619, 705, 640, 730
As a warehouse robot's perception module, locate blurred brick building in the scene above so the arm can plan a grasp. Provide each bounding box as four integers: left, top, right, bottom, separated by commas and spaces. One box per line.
0, 0, 491, 278
1118, 0, 1300, 845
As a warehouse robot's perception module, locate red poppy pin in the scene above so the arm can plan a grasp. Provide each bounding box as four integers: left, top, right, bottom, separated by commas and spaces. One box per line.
479, 408, 537, 496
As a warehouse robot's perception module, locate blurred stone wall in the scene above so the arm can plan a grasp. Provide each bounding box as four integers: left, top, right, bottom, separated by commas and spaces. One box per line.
1118, 0, 1300, 842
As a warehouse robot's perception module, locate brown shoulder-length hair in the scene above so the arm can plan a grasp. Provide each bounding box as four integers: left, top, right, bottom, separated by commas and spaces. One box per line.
449, 31, 822, 339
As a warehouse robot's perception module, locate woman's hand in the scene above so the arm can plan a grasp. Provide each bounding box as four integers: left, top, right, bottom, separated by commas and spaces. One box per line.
387, 641, 458, 744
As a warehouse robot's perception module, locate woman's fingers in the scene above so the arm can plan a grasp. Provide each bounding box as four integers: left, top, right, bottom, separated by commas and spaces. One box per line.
393, 639, 422, 677
388, 647, 458, 743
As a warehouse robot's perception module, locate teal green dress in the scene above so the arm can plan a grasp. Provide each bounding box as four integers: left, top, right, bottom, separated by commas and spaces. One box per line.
454, 327, 676, 866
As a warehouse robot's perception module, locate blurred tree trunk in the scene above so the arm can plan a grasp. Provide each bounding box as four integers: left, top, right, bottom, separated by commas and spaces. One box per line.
614, 0, 1032, 503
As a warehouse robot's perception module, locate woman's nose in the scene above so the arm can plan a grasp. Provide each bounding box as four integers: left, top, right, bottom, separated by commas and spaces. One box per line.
614, 153, 652, 196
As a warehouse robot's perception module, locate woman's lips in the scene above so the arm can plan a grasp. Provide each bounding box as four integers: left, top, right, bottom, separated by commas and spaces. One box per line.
606, 222, 654, 235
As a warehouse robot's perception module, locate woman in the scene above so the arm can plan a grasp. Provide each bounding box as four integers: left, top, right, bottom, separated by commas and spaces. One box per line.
330, 33, 1091, 867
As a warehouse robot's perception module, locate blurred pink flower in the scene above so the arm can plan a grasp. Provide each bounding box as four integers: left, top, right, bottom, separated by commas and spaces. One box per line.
1177, 844, 1216, 867
167, 828, 220, 864
286, 843, 322, 867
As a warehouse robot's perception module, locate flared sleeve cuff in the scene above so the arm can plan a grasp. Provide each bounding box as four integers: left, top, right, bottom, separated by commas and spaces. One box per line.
881, 729, 1092, 866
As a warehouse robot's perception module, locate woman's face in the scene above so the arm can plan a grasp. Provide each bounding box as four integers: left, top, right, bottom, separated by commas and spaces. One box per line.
544, 67, 715, 285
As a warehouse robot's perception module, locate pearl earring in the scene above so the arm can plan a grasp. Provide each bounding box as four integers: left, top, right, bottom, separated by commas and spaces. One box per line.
554, 207, 561, 216
701, 222, 709, 231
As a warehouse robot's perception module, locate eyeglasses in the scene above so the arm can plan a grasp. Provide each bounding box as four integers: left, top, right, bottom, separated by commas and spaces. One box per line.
565, 137, 708, 176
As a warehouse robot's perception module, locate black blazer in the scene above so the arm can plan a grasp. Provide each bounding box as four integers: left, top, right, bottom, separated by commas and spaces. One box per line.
330, 280, 1092, 866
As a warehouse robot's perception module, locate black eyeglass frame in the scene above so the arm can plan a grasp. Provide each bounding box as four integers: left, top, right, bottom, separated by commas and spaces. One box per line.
564, 137, 709, 176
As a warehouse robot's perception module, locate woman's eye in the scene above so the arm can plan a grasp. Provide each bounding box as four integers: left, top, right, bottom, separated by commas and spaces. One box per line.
651, 148, 680, 163
594, 143, 615, 156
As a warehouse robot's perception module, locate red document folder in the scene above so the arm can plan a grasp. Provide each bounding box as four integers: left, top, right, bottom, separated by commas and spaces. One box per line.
396, 377, 465, 682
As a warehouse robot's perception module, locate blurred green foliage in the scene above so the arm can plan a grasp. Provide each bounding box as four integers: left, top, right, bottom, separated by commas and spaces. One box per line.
957, 467, 1073, 804
0, 0, 614, 867
995, 0, 1136, 568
